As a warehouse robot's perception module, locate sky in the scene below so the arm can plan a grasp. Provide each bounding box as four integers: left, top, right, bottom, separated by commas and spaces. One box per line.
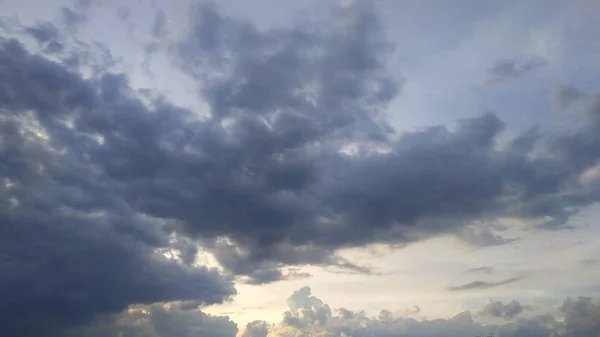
1, 0, 600, 336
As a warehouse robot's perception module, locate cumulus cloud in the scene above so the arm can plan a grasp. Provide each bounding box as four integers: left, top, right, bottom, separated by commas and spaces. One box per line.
283, 286, 333, 329
242, 287, 600, 337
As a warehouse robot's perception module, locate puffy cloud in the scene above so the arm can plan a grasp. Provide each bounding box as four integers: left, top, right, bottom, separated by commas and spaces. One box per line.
241, 287, 600, 337
283, 287, 333, 329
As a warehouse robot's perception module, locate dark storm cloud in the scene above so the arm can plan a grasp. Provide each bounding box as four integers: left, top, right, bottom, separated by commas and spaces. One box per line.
0, 37, 235, 336
68, 304, 239, 337
166, 2, 600, 279
478, 300, 526, 319
3, 0, 600, 292
3, 3, 600, 335
487, 57, 547, 83
447, 276, 524, 291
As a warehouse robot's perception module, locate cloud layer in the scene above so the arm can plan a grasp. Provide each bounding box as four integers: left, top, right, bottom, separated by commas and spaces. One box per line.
2, 1, 600, 335
239, 287, 600, 337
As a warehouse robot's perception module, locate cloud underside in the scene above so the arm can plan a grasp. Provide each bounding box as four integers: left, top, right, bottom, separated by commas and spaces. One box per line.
2, 1, 600, 335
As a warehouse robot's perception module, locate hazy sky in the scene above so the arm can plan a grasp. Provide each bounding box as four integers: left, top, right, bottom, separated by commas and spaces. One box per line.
1, 1, 600, 336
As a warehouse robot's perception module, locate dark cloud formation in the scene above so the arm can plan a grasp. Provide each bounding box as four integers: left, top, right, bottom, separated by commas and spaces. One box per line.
0, 36, 235, 336
67, 303, 238, 337
160, 1, 600, 280
478, 300, 526, 320
243, 287, 600, 337
3, 2, 600, 334
487, 57, 547, 83
447, 276, 524, 291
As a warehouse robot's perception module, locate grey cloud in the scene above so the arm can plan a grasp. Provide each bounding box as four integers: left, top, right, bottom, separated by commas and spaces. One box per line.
487, 57, 547, 83
478, 300, 526, 320
144, 8, 168, 58
552, 85, 583, 111
117, 7, 131, 21
151, 9, 167, 40
242, 321, 270, 337
447, 276, 524, 291
581, 258, 598, 265
459, 226, 519, 247
463, 266, 495, 275
560, 297, 600, 337
67, 304, 238, 337
0, 36, 236, 336
25, 22, 59, 43
61, 7, 86, 31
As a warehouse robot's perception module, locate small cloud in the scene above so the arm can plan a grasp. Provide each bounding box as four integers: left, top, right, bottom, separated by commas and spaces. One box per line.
463, 266, 495, 275
24, 23, 59, 44
459, 226, 519, 247
478, 300, 527, 319
581, 258, 598, 266
487, 57, 547, 83
552, 85, 583, 111
447, 276, 524, 291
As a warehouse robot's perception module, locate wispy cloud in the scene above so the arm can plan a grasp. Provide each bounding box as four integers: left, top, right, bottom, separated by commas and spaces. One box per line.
462, 266, 495, 275
447, 276, 524, 291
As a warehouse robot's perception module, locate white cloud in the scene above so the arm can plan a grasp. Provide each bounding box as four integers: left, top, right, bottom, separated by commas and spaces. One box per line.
242, 287, 600, 337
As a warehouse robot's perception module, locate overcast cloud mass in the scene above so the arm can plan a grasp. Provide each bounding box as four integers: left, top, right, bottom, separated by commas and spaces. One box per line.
1, 0, 600, 336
